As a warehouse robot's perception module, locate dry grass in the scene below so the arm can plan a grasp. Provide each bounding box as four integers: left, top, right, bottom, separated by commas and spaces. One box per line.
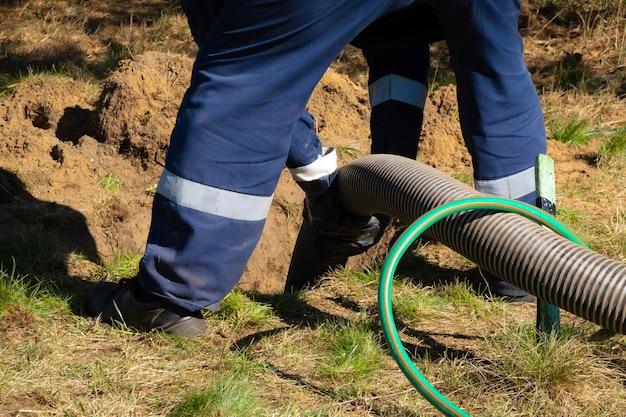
598, 128, 626, 168
1, 249, 626, 417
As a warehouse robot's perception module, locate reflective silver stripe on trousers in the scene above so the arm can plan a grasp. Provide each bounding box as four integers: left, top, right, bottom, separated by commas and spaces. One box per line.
474, 167, 536, 200
156, 169, 272, 221
369, 74, 427, 108
289, 147, 337, 182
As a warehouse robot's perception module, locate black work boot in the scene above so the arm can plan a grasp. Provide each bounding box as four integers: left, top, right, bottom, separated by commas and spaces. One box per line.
85, 279, 208, 337
485, 274, 536, 303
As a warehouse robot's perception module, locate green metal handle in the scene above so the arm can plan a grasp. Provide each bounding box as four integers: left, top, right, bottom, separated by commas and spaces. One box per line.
378, 197, 586, 417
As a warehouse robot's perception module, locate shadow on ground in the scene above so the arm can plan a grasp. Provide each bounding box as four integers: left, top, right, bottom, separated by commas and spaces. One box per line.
0, 168, 99, 312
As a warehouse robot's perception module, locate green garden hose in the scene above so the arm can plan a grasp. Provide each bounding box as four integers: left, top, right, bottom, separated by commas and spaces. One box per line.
378, 197, 586, 417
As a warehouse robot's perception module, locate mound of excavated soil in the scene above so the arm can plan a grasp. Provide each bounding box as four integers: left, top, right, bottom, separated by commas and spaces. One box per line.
0, 51, 471, 293
96, 52, 193, 168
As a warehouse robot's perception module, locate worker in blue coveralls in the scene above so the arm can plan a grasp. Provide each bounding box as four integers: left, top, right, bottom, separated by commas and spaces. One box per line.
86, 0, 547, 337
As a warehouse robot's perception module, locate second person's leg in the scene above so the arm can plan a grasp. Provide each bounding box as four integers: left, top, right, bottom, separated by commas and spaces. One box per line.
363, 44, 430, 159
436, 0, 547, 298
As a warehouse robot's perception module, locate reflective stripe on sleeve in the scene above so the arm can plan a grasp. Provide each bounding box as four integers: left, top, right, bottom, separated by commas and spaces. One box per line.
474, 167, 536, 200
288, 147, 337, 183
156, 169, 272, 221
369, 74, 427, 108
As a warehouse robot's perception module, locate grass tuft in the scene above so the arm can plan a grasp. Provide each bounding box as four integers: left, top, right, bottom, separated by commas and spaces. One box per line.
335, 146, 361, 161
393, 286, 447, 323
452, 171, 474, 186
270, 291, 309, 318
145, 183, 158, 196
436, 280, 504, 318
223, 351, 266, 377
0, 268, 28, 315
334, 265, 380, 286
168, 372, 260, 417
93, 252, 141, 282
480, 324, 607, 392
0, 267, 69, 320
319, 321, 382, 379
97, 174, 122, 191
218, 290, 274, 328
598, 128, 626, 168
548, 118, 593, 145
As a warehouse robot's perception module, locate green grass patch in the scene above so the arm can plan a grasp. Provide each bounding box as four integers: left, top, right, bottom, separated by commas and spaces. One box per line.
436, 281, 504, 318
272, 196, 301, 221
93, 43, 133, 79
0, 267, 70, 319
0, 68, 58, 96
0, 268, 29, 315
452, 171, 473, 186
145, 183, 158, 196
0, 73, 20, 96
97, 174, 122, 191
553, 59, 586, 90
318, 321, 383, 379
548, 118, 593, 145
218, 290, 274, 328
334, 266, 380, 286
393, 286, 447, 323
555, 204, 625, 257
598, 128, 626, 168
0, 66, 99, 97
557, 205, 584, 227
429, 67, 457, 90
222, 351, 266, 377
335, 146, 361, 160
481, 324, 605, 391
269, 291, 309, 318
93, 252, 141, 282
276, 406, 346, 417
168, 372, 261, 417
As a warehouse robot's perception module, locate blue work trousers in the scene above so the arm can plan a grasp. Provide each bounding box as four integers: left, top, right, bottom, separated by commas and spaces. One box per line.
137, 0, 546, 311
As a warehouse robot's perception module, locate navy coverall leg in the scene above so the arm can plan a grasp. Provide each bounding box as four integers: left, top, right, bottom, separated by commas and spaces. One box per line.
364, 45, 429, 159
353, 5, 438, 159
407, 1, 545, 296
137, 0, 414, 312
434, 0, 546, 297
358, 1, 546, 202
435, 0, 547, 205
181, 0, 331, 192
437, 1, 546, 297
357, 1, 546, 296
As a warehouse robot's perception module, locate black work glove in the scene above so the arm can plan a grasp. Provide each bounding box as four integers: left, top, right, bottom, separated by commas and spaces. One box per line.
304, 183, 389, 258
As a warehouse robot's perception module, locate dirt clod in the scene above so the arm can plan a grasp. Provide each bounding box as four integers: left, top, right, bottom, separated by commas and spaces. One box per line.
50, 144, 64, 163
27, 102, 53, 130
